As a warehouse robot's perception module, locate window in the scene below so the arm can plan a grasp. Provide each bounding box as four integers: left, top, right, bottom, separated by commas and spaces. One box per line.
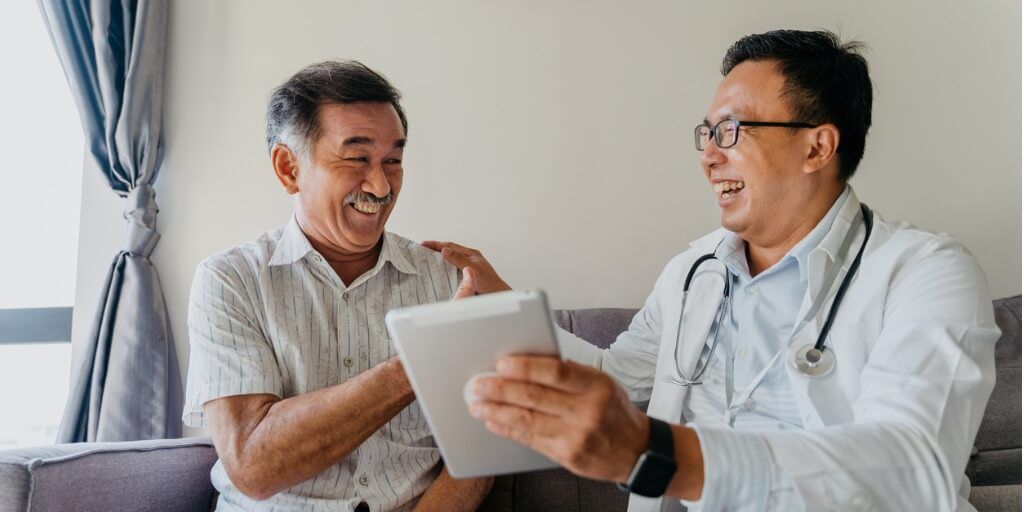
0, 2, 84, 450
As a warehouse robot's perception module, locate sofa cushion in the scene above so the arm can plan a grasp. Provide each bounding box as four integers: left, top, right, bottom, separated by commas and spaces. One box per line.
0, 437, 217, 512
968, 484, 1022, 511
968, 296, 1022, 488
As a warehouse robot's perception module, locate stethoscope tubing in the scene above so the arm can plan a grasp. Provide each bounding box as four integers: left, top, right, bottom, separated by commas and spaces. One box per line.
671, 203, 873, 383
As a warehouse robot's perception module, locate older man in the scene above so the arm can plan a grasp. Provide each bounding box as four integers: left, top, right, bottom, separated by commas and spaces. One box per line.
182, 61, 495, 511
438, 30, 999, 511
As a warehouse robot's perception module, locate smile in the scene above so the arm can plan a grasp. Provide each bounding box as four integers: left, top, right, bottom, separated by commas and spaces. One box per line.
350, 201, 383, 215
713, 180, 745, 199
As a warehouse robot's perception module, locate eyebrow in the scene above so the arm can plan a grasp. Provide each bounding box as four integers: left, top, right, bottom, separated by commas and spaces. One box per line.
341, 136, 406, 149
703, 112, 737, 126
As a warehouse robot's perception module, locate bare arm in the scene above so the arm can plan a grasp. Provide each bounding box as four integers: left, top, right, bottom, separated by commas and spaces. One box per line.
204, 357, 413, 500
414, 468, 494, 511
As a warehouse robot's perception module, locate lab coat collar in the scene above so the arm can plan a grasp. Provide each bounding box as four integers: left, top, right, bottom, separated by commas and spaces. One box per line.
811, 186, 862, 268
786, 188, 868, 427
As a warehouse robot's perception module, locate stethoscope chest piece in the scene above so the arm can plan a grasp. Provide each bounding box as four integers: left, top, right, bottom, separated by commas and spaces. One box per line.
793, 344, 836, 378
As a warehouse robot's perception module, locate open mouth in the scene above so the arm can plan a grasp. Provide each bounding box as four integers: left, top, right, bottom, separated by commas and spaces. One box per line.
713, 180, 745, 200
350, 201, 383, 215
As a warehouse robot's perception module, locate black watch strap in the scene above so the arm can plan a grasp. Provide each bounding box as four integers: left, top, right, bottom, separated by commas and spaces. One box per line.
649, 416, 674, 458
617, 417, 678, 497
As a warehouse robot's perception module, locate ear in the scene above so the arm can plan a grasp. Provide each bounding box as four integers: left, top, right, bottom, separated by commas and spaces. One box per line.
803, 123, 840, 176
271, 143, 302, 194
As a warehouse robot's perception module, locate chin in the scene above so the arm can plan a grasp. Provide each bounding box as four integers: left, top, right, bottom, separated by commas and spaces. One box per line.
719, 211, 748, 234
344, 229, 385, 248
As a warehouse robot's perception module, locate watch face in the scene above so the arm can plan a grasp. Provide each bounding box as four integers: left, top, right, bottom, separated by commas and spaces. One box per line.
629, 452, 678, 498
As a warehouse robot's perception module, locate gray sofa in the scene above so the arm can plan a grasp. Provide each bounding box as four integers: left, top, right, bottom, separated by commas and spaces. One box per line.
1, 297, 1019, 512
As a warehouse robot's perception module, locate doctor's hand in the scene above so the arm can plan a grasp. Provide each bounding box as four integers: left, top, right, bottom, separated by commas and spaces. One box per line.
421, 241, 511, 299
467, 355, 650, 483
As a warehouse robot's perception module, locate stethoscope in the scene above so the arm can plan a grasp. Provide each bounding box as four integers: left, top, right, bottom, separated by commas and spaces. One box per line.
669, 203, 873, 385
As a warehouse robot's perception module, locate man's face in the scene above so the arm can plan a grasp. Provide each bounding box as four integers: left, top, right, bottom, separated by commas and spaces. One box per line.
699, 60, 819, 244
293, 102, 405, 254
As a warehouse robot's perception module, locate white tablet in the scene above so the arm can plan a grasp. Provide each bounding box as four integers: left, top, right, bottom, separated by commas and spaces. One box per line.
385, 290, 561, 478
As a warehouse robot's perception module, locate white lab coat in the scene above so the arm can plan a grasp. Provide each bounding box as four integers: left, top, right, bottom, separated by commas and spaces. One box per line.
558, 189, 999, 511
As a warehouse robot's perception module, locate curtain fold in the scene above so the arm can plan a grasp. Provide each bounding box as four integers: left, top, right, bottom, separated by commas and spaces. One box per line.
39, 0, 180, 443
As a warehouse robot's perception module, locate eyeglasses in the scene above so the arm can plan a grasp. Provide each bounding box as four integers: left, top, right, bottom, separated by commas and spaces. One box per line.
694, 119, 816, 151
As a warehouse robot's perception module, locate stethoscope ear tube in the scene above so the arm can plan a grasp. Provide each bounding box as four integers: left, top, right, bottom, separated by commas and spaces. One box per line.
683, 253, 725, 294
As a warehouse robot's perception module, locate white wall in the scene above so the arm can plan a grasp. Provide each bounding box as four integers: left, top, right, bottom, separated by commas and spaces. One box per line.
73, 0, 1021, 435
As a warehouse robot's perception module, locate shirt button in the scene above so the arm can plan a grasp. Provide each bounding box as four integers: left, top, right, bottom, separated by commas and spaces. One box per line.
746, 285, 759, 295
849, 493, 872, 511
737, 348, 749, 359
359, 474, 369, 486
343, 292, 350, 301
344, 356, 354, 367
743, 398, 755, 411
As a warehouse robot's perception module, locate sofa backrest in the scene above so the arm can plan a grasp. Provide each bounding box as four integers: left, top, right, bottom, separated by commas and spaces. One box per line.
0, 437, 217, 512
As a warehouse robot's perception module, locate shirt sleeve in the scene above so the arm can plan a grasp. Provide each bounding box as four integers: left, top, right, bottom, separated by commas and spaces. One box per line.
598, 264, 672, 403
682, 424, 803, 511
182, 257, 284, 427
557, 257, 674, 403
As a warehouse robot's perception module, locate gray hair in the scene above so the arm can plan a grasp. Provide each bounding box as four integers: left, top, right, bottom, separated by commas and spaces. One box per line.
265, 60, 408, 156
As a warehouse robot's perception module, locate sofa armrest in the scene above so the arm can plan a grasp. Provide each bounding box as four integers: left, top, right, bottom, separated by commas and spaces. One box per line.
0, 437, 217, 512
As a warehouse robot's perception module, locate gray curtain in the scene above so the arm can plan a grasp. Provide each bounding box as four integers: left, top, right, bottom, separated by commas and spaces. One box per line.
39, 0, 181, 442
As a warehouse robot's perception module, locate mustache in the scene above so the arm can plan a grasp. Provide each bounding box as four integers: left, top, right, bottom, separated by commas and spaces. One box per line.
344, 191, 393, 206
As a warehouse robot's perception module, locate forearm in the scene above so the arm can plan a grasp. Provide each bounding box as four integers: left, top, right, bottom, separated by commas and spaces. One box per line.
414, 468, 494, 512
220, 358, 414, 498
664, 425, 705, 502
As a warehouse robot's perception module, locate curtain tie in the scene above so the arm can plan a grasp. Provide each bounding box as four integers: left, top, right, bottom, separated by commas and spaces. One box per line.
123, 184, 161, 257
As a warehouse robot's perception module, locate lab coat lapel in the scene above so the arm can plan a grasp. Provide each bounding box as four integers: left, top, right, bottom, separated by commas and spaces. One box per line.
635, 241, 728, 512
648, 241, 729, 425
786, 189, 865, 427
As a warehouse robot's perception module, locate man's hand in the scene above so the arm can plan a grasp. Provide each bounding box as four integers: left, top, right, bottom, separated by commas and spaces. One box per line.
467, 355, 650, 483
421, 241, 511, 298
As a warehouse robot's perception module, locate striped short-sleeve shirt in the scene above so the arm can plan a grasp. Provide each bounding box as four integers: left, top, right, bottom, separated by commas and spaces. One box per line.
183, 217, 460, 512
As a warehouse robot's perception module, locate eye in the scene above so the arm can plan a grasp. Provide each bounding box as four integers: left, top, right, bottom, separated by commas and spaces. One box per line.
343, 156, 369, 163
384, 158, 402, 165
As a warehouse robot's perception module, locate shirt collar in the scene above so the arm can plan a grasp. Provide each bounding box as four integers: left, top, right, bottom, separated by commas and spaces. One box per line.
788, 185, 851, 283
379, 232, 420, 276
268, 216, 316, 267
715, 185, 852, 283
268, 217, 420, 276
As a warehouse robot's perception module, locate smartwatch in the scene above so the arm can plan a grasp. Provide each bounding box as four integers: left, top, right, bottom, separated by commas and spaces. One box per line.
617, 417, 678, 497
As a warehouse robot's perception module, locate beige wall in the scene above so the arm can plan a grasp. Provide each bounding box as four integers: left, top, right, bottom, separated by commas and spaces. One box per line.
72, 0, 1021, 434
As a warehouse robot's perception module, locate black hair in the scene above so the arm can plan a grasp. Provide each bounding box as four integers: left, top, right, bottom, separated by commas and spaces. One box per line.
722, 30, 873, 180
265, 60, 407, 154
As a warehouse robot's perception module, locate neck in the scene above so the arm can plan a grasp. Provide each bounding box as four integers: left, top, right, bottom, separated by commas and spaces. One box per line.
295, 216, 383, 286
745, 186, 844, 277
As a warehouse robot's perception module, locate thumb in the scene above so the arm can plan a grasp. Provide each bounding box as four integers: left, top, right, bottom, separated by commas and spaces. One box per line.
454, 267, 477, 299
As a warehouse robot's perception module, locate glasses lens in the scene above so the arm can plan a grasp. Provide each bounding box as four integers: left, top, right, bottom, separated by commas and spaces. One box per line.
695, 125, 711, 151
716, 120, 739, 148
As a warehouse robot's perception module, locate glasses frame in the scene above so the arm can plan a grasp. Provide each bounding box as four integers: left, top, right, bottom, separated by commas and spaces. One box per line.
695, 119, 817, 151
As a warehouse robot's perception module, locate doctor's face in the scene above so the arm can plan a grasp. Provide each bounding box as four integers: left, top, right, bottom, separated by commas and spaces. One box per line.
699, 60, 820, 244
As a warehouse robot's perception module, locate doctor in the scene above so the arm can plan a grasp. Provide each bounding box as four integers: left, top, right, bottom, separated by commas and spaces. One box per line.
430, 30, 999, 511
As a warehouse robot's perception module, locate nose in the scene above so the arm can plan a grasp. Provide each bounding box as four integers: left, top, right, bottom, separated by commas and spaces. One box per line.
699, 134, 726, 173
362, 162, 391, 198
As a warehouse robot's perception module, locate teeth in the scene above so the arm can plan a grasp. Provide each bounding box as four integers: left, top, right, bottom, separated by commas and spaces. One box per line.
714, 181, 745, 194
352, 202, 382, 214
